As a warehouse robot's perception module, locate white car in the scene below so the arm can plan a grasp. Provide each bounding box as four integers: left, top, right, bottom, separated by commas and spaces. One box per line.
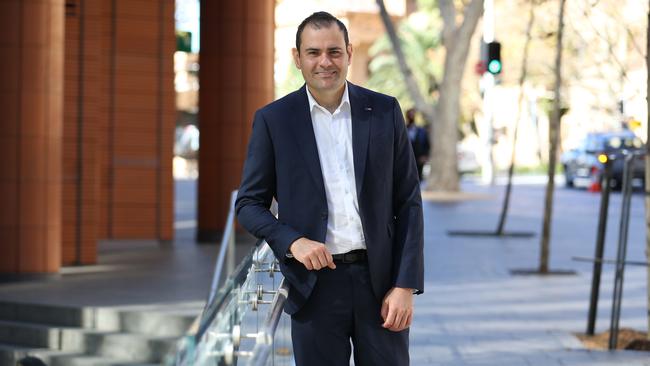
421, 139, 480, 179
457, 139, 480, 174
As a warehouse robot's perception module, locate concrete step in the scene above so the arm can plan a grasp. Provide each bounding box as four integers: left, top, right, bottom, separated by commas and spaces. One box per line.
0, 332, 174, 366
48, 354, 163, 366
0, 301, 194, 365
0, 320, 88, 351
116, 304, 200, 337
0, 302, 100, 329
0, 322, 176, 363
0, 301, 200, 337
83, 332, 177, 362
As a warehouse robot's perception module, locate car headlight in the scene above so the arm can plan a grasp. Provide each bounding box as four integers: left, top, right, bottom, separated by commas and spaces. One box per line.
597, 154, 608, 164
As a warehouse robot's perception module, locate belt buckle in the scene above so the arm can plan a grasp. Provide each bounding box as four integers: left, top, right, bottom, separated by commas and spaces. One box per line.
342, 252, 354, 263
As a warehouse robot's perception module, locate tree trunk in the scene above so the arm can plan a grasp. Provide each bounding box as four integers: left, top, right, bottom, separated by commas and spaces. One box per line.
496, 0, 536, 235
539, 0, 566, 274
644, 0, 650, 339
431, 62, 463, 191
376, 0, 483, 192
427, 0, 484, 192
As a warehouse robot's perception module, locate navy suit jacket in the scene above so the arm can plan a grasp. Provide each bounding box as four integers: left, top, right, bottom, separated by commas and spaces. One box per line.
235, 83, 424, 314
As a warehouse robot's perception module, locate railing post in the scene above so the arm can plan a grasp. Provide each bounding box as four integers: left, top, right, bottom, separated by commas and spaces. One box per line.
247, 279, 290, 366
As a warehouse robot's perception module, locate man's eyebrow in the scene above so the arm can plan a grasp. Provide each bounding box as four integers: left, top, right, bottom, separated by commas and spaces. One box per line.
303, 46, 342, 53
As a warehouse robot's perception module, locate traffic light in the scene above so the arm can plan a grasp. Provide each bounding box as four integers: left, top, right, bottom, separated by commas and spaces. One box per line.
487, 41, 502, 75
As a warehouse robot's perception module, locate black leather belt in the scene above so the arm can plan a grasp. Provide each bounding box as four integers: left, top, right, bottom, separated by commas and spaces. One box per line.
331, 249, 367, 263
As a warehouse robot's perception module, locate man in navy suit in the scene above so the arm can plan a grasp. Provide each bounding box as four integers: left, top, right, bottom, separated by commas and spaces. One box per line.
236, 11, 423, 366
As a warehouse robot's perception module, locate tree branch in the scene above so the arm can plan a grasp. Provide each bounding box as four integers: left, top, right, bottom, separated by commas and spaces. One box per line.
439, 0, 456, 45
496, 0, 536, 235
375, 0, 435, 121
457, 0, 485, 45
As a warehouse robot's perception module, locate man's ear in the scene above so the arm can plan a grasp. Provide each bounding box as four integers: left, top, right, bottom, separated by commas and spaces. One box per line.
292, 48, 301, 69
346, 44, 353, 65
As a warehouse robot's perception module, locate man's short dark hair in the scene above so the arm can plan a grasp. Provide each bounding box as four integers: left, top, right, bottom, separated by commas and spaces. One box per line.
295, 11, 350, 52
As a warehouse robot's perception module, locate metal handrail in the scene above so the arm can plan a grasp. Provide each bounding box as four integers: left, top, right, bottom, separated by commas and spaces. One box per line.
171, 189, 290, 365
247, 279, 290, 366
207, 190, 239, 305
195, 240, 261, 342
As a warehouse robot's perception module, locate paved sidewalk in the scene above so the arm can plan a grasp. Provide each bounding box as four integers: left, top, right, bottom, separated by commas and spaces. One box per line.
411, 178, 650, 365
0, 177, 648, 365
0, 180, 257, 307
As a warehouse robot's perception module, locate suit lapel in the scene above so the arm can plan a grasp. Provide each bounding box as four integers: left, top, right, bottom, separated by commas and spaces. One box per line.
349, 83, 371, 198
291, 86, 326, 199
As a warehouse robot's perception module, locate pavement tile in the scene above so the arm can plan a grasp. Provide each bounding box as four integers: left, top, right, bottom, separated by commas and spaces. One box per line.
410, 178, 649, 365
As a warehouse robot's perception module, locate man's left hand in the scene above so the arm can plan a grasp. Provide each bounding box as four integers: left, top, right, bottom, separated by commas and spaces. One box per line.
380, 287, 413, 332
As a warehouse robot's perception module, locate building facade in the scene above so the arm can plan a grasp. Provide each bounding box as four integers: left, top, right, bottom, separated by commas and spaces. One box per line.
0, 0, 275, 276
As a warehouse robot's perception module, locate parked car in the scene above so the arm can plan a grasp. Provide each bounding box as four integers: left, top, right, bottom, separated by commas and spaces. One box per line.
561, 131, 645, 190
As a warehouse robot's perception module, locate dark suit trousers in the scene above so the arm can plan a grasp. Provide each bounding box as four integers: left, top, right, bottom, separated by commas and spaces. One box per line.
290, 261, 409, 366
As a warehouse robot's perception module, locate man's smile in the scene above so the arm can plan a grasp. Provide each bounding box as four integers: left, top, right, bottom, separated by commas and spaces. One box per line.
315, 70, 337, 77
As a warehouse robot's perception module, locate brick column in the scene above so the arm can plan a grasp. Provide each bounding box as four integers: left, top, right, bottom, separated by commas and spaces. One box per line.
99, 0, 175, 241
61, 0, 104, 266
197, 1, 275, 241
0, 0, 65, 275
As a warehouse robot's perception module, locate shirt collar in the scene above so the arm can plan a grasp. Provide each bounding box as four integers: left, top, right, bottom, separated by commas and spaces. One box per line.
306, 82, 350, 114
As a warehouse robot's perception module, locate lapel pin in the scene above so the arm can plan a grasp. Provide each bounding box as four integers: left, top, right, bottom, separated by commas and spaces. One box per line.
364, 107, 372, 111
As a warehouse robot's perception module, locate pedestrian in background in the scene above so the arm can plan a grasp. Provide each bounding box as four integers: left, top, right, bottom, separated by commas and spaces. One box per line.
405, 108, 430, 180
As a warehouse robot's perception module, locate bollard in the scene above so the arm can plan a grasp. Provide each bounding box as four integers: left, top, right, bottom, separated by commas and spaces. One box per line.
586, 157, 613, 335
608, 152, 639, 349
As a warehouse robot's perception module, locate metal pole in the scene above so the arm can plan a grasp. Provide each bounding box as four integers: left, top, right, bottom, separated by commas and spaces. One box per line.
586, 158, 613, 335
207, 190, 239, 305
247, 280, 290, 366
608, 153, 636, 349
481, 0, 495, 185
227, 214, 236, 277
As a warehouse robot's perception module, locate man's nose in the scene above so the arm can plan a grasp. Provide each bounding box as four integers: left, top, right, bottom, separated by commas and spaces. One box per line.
318, 54, 333, 67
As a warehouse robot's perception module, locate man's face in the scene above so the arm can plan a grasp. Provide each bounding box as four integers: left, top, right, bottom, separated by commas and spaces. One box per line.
293, 24, 352, 95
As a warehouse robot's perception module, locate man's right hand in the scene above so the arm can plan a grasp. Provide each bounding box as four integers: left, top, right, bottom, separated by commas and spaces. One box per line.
289, 238, 336, 271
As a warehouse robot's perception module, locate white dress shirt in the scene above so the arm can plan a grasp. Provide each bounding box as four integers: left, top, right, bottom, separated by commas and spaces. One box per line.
306, 83, 366, 255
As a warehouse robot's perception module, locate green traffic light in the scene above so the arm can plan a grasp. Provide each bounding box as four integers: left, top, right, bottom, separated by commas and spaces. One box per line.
488, 60, 502, 74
